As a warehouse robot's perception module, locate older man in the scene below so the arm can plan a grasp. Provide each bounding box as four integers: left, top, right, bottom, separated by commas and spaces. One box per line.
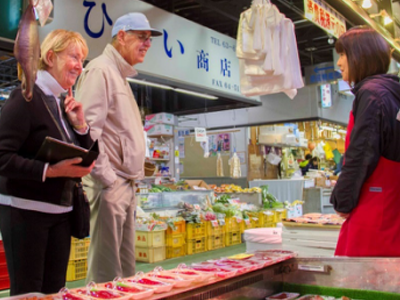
75, 12, 162, 283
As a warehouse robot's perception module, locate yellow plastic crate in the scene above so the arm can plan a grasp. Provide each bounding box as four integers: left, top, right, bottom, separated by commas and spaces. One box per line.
259, 210, 276, 227
69, 237, 90, 261
206, 234, 225, 251
165, 219, 186, 235
135, 246, 166, 263
135, 230, 165, 247
240, 218, 259, 233
205, 221, 225, 236
186, 238, 206, 255
225, 217, 242, 233
275, 209, 287, 223
66, 259, 87, 281
225, 231, 242, 247
166, 233, 185, 247
261, 222, 276, 228
166, 245, 186, 259
186, 222, 206, 239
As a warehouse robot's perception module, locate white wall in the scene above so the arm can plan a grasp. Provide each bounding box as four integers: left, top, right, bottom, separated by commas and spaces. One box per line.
178, 84, 353, 129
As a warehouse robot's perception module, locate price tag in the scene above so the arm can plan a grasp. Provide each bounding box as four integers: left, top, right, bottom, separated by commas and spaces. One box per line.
253, 217, 258, 221
211, 220, 219, 227
218, 219, 225, 226
244, 219, 250, 225
235, 217, 243, 223
194, 204, 201, 210
263, 210, 274, 216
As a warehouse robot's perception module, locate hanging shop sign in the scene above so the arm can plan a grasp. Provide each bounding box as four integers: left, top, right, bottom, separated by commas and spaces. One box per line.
38, 0, 246, 99
304, 62, 342, 85
195, 127, 207, 142
304, 0, 346, 38
320, 83, 332, 108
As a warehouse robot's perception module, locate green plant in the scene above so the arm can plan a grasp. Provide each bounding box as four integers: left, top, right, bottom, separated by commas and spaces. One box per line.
260, 185, 277, 209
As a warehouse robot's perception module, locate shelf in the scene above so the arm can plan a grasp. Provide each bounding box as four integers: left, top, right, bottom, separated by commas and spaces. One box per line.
150, 158, 169, 162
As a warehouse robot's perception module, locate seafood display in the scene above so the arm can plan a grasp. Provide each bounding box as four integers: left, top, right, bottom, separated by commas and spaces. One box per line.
285, 213, 344, 225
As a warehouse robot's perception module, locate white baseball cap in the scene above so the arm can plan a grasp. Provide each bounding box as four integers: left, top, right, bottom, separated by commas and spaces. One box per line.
111, 12, 162, 37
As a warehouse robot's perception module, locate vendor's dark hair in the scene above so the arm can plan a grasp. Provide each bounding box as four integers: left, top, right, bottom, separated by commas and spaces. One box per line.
305, 154, 312, 160
335, 26, 391, 85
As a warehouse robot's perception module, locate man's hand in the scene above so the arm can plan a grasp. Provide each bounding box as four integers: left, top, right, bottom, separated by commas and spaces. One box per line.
46, 157, 95, 178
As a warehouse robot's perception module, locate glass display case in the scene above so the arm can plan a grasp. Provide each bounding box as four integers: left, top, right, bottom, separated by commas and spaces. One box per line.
137, 191, 214, 211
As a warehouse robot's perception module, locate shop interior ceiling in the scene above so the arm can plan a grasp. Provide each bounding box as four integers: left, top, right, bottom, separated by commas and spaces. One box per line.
0, 0, 399, 115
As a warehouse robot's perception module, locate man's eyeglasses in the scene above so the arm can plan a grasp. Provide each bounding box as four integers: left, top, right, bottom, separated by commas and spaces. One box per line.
128, 32, 152, 43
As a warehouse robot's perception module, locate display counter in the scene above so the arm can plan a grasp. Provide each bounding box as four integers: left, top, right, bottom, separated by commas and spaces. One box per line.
249, 179, 304, 203
150, 257, 399, 299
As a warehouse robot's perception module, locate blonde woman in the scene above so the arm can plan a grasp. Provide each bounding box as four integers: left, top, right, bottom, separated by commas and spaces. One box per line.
0, 29, 94, 295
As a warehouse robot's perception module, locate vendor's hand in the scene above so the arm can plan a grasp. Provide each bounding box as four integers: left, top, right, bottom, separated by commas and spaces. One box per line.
46, 157, 95, 179
64, 88, 87, 132
335, 210, 350, 219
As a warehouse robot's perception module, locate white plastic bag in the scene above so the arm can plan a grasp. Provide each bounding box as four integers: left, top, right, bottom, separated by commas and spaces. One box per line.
267, 151, 281, 165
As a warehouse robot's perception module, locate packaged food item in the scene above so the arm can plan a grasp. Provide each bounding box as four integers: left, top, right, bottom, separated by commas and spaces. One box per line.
190, 263, 237, 278
58, 288, 89, 300
146, 266, 193, 288
126, 271, 173, 294
102, 278, 154, 300
74, 283, 130, 300
169, 263, 212, 282
296, 295, 335, 300
266, 292, 299, 300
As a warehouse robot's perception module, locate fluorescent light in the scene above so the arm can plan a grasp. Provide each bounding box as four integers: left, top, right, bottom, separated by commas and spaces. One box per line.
175, 88, 218, 100
362, 0, 372, 9
320, 125, 334, 131
126, 78, 173, 90
383, 15, 393, 25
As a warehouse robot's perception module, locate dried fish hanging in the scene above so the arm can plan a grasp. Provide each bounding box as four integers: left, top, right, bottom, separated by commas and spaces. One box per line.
14, 0, 53, 102
216, 152, 224, 176
229, 151, 241, 178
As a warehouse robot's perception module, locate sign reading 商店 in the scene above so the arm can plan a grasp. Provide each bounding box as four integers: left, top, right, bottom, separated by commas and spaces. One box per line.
304, 0, 346, 38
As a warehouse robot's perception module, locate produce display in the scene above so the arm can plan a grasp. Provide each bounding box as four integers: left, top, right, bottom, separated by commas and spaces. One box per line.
209, 184, 262, 193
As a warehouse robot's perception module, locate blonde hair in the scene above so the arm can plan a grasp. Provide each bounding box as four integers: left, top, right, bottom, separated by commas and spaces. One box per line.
39, 29, 89, 70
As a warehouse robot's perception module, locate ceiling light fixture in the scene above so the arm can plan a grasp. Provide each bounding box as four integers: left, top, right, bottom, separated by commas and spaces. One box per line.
361, 0, 372, 9
174, 88, 218, 100
370, 10, 393, 26
126, 78, 173, 90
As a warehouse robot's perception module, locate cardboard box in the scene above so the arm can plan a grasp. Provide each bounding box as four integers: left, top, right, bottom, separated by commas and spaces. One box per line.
145, 113, 175, 125
185, 180, 211, 190
315, 176, 331, 188
144, 124, 174, 136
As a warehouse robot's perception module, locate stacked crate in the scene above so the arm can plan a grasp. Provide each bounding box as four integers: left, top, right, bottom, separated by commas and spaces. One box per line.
225, 217, 242, 246
259, 210, 277, 228
165, 219, 186, 259
135, 230, 166, 263
275, 208, 287, 223
205, 220, 225, 251
185, 222, 206, 255
67, 237, 90, 281
240, 217, 259, 233
0, 241, 9, 290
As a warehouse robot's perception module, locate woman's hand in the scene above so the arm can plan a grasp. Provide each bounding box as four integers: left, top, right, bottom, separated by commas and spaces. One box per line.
46, 157, 95, 179
64, 88, 88, 133
335, 210, 350, 219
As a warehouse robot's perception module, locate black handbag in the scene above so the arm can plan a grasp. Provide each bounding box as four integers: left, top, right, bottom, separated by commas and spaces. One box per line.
41, 95, 91, 239
71, 182, 90, 239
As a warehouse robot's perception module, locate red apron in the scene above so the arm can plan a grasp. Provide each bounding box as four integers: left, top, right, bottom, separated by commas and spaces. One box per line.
335, 111, 400, 256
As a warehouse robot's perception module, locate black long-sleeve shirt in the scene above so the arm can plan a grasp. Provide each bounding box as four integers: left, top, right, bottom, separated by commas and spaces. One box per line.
330, 74, 400, 213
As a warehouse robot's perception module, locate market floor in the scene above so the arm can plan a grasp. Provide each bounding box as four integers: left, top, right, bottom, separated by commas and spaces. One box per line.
0, 244, 246, 298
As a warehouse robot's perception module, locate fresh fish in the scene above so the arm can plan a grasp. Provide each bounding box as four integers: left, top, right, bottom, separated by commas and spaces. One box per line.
14, 0, 40, 102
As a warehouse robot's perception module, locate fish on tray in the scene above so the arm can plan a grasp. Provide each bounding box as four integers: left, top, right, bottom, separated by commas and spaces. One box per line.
14, 0, 40, 102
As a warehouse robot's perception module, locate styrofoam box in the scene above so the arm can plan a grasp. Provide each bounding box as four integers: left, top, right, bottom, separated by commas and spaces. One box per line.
144, 124, 174, 136
145, 113, 175, 125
